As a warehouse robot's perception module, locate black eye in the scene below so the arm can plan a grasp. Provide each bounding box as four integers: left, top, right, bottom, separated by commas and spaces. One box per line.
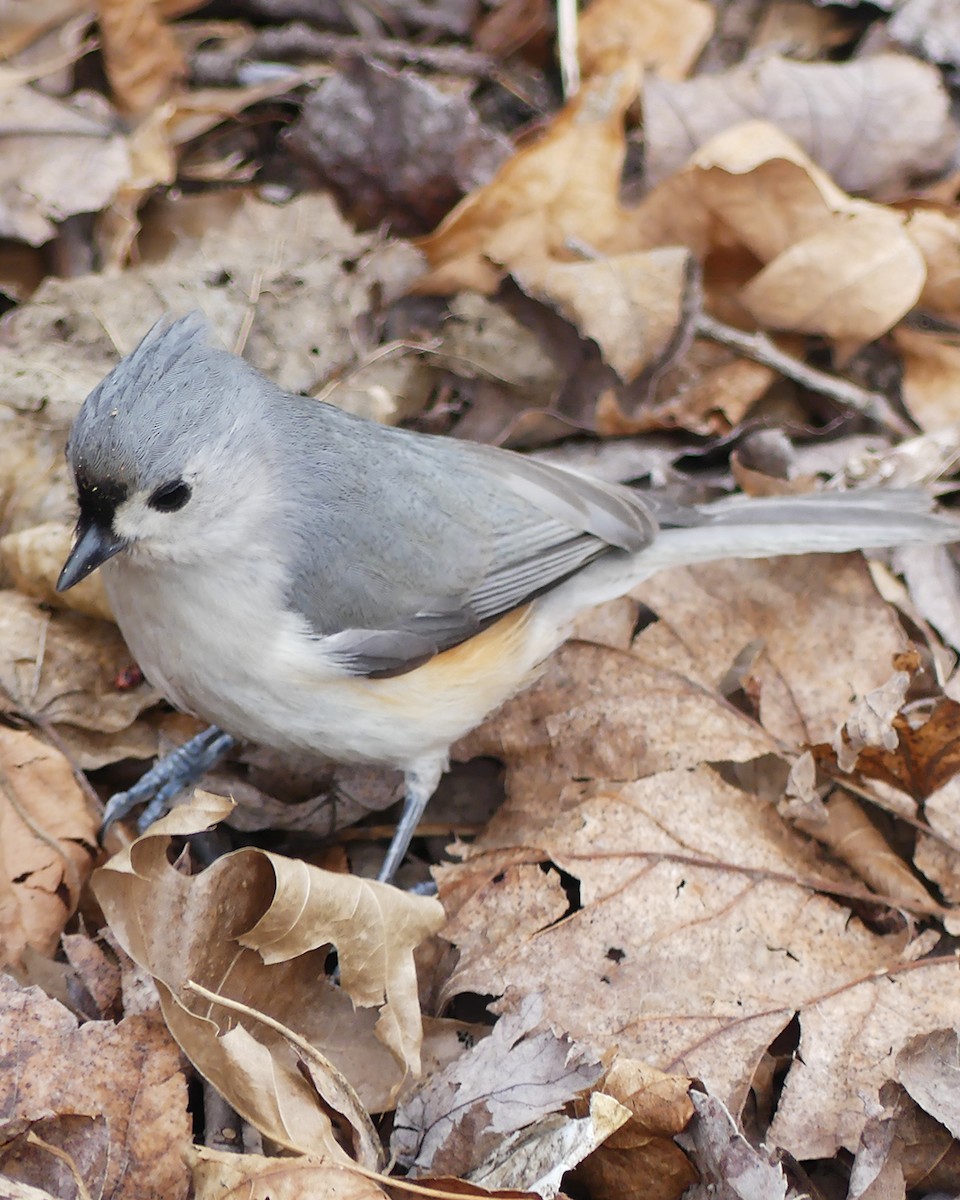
148, 480, 191, 512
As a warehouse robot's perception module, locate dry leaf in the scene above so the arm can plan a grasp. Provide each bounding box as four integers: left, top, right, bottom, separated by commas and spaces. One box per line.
0, 974, 190, 1200
187, 1146, 388, 1200
644, 54, 955, 196
574, 1058, 697, 1200
897, 1028, 960, 1138
512, 246, 697, 384
393, 992, 602, 1176
631, 553, 908, 746
93, 794, 445, 1154
469, 1092, 631, 1196
95, 0, 184, 117
0, 86, 130, 246
801, 790, 940, 915
0, 589, 157, 748
416, 66, 639, 294
679, 1091, 788, 1199
578, 0, 713, 80
1, 522, 113, 621
0, 725, 96, 967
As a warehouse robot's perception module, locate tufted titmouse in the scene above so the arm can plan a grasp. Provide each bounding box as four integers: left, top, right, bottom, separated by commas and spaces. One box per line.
57, 314, 958, 881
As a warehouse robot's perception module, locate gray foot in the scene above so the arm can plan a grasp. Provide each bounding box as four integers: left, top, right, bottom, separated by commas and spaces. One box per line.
100, 726, 237, 839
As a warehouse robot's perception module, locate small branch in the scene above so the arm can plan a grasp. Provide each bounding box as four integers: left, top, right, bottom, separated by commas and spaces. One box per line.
193, 23, 498, 85
696, 312, 914, 438
555, 0, 580, 98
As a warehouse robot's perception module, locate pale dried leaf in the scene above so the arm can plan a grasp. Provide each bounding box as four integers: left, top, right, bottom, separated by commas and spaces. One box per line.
416, 66, 639, 294
833, 671, 910, 772
644, 54, 954, 195
0, 589, 157, 742
679, 1092, 788, 1200
631, 554, 908, 746
393, 992, 602, 1176
187, 1146, 388, 1200
0, 86, 129, 245
802, 790, 940, 914
848, 1110, 906, 1200
897, 1028, 960, 1138
470, 1092, 631, 1197
1, 523, 113, 621
768, 961, 960, 1157
575, 1058, 697, 1200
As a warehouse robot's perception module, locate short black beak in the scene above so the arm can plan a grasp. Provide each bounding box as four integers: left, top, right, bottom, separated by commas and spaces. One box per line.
57, 516, 126, 591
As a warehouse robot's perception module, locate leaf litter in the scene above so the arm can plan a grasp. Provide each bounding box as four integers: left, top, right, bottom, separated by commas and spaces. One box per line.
4, 1, 960, 1198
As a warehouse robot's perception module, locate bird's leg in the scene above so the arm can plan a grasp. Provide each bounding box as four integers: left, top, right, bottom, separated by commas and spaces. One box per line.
377, 757, 446, 883
100, 725, 237, 839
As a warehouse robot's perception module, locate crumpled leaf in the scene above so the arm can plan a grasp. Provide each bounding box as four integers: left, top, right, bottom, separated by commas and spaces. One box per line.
97, 0, 185, 116
573, 1058, 697, 1200
392, 992, 602, 1176
0, 724, 96, 968
0, 974, 190, 1200
286, 58, 511, 234
470, 1092, 631, 1198
93, 793, 445, 1154
678, 1091, 788, 1200
0, 589, 157, 744
416, 65, 639, 294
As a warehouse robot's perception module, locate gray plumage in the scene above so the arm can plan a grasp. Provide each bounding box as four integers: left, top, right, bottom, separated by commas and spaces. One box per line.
65, 313, 959, 683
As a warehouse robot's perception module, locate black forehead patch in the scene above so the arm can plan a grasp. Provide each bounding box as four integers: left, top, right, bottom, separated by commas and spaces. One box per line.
76, 473, 128, 527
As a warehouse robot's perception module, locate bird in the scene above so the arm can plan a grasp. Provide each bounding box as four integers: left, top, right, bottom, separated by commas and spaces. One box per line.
57, 312, 958, 882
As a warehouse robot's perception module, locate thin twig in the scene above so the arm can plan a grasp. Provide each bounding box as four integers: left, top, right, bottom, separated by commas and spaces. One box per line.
696, 312, 914, 437
253, 24, 497, 77
555, 0, 580, 98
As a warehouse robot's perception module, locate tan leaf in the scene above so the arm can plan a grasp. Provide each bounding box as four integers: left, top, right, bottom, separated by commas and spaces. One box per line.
441, 758, 960, 1158
630, 553, 908, 746
578, 0, 713, 81
457, 638, 778, 806
1, 523, 113, 621
574, 1059, 697, 1200
416, 66, 639, 294
893, 326, 960, 431
799, 790, 941, 915
904, 206, 960, 317
513, 247, 697, 383
470, 1092, 631, 1197
768, 961, 960, 1158
96, 0, 185, 116
740, 208, 926, 342
681, 1091, 789, 1198
93, 794, 445, 1154
0, 725, 96, 967
0, 974, 190, 1200
187, 1146, 388, 1200
0, 589, 157, 743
